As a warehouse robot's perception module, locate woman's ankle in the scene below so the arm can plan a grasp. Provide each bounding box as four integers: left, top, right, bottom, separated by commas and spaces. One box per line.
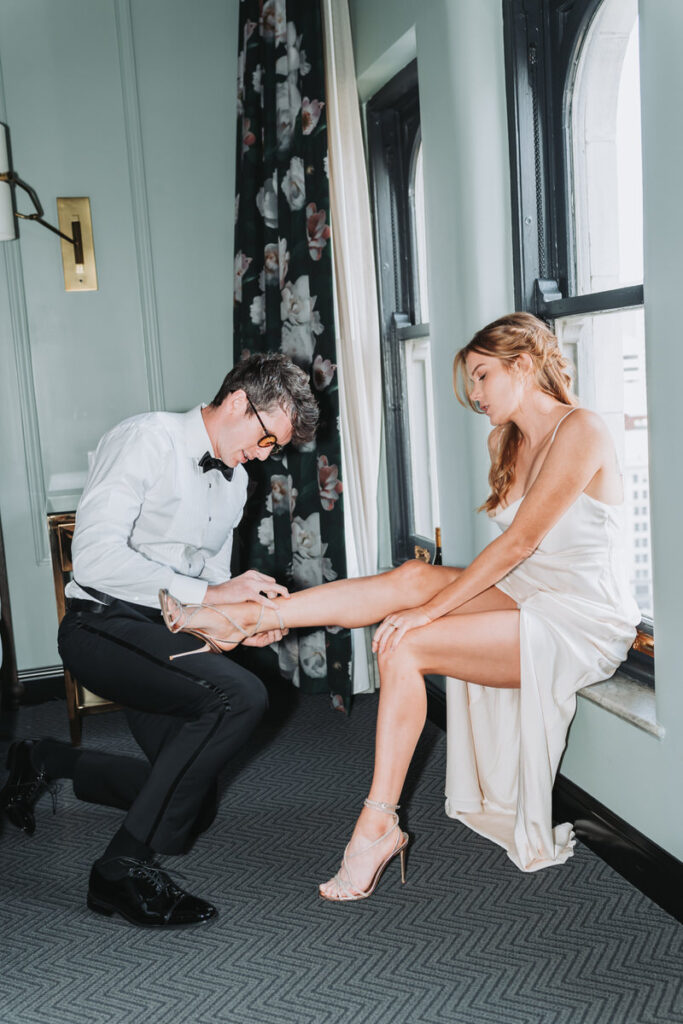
244, 603, 262, 630
354, 804, 396, 841
254, 602, 285, 633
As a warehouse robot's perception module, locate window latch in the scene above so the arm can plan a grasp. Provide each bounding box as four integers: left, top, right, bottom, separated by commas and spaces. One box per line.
534, 278, 562, 314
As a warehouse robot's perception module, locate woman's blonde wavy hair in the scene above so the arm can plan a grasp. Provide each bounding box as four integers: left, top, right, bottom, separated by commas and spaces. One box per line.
453, 312, 576, 513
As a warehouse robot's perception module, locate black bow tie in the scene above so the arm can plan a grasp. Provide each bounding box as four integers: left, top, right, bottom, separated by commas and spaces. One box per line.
199, 451, 233, 482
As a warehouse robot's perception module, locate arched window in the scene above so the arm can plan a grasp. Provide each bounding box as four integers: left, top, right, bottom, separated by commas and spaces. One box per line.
505, 0, 653, 678
557, 0, 652, 620
571, 0, 643, 295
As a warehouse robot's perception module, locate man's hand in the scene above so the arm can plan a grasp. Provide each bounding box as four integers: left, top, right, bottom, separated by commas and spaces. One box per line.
242, 627, 288, 648
205, 570, 289, 608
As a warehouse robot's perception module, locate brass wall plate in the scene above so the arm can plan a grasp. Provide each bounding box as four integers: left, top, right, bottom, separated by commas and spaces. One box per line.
56, 196, 97, 291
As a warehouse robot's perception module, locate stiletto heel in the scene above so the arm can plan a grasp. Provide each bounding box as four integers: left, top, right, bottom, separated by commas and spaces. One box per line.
318, 798, 409, 902
158, 589, 274, 659
169, 641, 214, 661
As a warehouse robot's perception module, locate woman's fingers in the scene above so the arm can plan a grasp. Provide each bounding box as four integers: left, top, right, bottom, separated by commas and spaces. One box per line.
372, 609, 431, 653
371, 623, 385, 651
387, 622, 408, 652
387, 624, 405, 652
372, 617, 400, 653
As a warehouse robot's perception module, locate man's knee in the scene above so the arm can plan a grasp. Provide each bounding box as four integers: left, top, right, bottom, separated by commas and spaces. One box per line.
237, 673, 269, 724
208, 661, 269, 724
229, 678, 268, 732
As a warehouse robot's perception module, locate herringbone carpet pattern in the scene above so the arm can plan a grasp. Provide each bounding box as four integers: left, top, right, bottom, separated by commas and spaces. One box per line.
0, 691, 681, 1024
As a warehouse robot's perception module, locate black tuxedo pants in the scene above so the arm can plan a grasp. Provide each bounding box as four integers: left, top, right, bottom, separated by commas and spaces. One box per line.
58, 598, 268, 855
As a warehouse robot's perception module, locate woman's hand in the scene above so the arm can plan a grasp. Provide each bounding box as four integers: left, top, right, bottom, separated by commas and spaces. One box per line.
372, 607, 433, 654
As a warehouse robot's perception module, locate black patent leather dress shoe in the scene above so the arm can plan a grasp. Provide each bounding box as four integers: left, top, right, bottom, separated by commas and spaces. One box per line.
0, 740, 51, 835
87, 858, 218, 927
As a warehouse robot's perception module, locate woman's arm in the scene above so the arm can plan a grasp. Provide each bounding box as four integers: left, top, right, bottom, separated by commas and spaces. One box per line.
425, 410, 608, 617
378, 410, 610, 649
432, 409, 611, 615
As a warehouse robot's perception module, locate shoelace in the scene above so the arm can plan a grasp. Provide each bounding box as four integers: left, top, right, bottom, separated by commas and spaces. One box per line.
116, 858, 186, 899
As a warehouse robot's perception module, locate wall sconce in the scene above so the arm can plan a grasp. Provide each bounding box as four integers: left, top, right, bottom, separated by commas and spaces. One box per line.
0, 122, 97, 291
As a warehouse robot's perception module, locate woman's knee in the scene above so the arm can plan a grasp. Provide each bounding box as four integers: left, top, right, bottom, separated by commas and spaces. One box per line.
390, 558, 460, 594
391, 559, 433, 590
377, 636, 425, 679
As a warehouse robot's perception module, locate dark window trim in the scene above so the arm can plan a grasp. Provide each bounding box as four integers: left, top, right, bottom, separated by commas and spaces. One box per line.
367, 60, 434, 565
406, 125, 427, 326
504, 0, 606, 311
503, 0, 653, 685
367, 60, 421, 327
538, 284, 644, 320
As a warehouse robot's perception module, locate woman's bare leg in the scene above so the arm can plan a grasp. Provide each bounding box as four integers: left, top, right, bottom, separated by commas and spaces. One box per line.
319, 601, 520, 898
170, 561, 465, 646
269, 560, 463, 630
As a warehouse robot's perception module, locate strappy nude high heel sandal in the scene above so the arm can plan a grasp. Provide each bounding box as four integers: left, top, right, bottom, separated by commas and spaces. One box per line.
318, 799, 409, 902
158, 589, 283, 660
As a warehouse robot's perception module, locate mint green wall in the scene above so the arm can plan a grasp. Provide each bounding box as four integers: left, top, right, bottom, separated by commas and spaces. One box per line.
0, 0, 239, 671
348, 0, 683, 862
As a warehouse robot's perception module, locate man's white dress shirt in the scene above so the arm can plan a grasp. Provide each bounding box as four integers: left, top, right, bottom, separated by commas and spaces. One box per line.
65, 406, 248, 608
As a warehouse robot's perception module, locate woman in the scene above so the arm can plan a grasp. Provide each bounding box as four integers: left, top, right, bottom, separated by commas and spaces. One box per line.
160, 313, 640, 898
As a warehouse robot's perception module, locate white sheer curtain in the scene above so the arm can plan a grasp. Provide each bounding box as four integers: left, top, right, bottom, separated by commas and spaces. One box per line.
321, 0, 383, 693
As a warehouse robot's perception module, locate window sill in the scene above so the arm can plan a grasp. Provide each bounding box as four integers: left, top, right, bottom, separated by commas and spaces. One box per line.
579, 672, 664, 738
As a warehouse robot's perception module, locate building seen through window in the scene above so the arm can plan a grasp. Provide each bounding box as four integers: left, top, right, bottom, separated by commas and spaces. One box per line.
504, 0, 653, 656
556, 0, 651, 618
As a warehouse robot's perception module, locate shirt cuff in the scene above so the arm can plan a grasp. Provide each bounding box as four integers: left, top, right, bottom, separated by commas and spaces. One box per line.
163, 574, 209, 606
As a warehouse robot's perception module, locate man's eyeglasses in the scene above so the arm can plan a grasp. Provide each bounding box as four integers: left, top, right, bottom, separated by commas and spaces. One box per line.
246, 395, 283, 455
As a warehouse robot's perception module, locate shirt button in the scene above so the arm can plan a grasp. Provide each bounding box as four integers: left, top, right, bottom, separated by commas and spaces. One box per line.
208, 516, 212, 522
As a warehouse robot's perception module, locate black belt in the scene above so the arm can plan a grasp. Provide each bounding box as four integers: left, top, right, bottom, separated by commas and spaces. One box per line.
75, 583, 116, 605
67, 584, 162, 621
66, 598, 110, 616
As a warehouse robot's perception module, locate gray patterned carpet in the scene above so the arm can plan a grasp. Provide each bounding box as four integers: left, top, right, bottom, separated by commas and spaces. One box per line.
0, 689, 681, 1024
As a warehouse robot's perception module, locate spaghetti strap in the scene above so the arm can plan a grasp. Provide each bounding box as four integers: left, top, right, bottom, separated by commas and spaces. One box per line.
550, 407, 578, 444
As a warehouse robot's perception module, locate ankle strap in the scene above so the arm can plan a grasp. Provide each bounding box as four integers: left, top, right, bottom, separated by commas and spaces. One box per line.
364, 798, 399, 814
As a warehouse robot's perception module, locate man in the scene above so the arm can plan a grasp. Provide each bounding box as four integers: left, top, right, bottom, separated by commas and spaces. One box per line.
0, 353, 318, 927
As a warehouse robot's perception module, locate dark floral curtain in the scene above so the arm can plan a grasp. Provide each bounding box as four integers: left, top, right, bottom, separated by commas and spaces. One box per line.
234, 0, 351, 710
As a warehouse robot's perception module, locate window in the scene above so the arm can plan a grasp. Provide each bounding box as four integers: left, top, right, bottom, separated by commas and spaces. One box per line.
367, 61, 440, 565
504, 0, 653, 682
